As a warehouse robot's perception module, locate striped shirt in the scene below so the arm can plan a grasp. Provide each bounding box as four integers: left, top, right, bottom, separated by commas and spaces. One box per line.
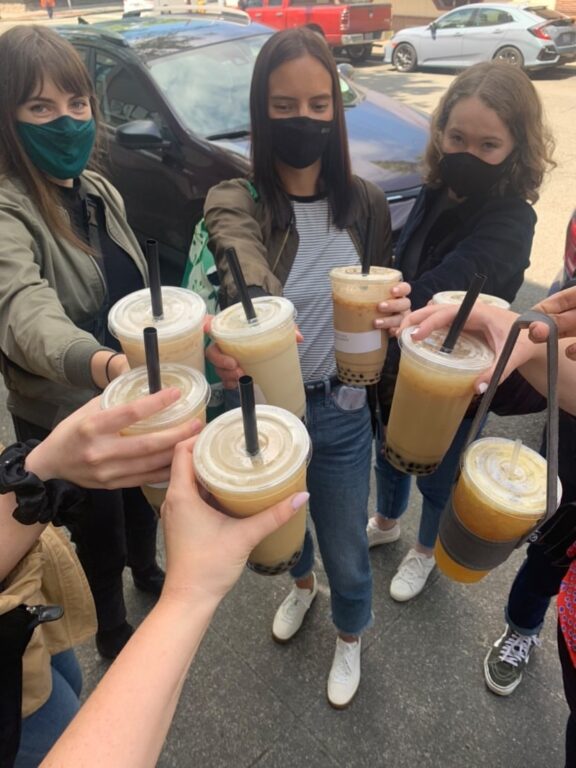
283, 196, 359, 382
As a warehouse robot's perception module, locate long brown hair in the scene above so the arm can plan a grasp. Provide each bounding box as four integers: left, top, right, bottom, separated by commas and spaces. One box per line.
424, 62, 555, 203
250, 27, 353, 230
0, 25, 102, 251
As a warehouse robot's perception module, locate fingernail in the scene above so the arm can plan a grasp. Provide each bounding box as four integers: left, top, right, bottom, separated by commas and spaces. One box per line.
291, 491, 310, 510
379, 302, 389, 310
374, 320, 384, 328
478, 382, 488, 394
409, 327, 419, 335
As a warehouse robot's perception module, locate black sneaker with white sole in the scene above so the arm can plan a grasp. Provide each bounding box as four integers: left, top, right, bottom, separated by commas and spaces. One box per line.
484, 625, 541, 696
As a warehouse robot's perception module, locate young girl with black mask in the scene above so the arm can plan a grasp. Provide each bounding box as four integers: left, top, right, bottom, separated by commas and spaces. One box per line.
204, 27, 410, 709
366, 62, 555, 603
0, 26, 166, 664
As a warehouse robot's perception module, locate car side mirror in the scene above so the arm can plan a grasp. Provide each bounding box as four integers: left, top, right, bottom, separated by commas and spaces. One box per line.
337, 62, 355, 80
115, 120, 170, 150
429, 21, 437, 38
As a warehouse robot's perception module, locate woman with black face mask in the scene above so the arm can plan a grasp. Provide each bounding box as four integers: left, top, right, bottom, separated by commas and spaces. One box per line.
0, 25, 168, 671
204, 27, 411, 709
366, 62, 555, 605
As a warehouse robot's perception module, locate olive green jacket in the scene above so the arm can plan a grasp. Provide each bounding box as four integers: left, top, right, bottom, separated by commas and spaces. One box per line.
204, 176, 393, 306
0, 170, 147, 429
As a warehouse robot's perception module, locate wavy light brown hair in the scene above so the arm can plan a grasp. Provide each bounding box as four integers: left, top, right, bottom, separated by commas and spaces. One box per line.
424, 62, 555, 203
0, 25, 102, 252
250, 27, 353, 230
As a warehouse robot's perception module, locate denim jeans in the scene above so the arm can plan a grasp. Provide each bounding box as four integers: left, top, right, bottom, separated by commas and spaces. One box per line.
290, 384, 373, 636
374, 416, 475, 549
15, 650, 82, 768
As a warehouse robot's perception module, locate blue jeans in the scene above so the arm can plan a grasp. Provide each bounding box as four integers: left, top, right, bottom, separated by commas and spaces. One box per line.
290, 384, 373, 636
374, 416, 475, 549
16, 649, 82, 768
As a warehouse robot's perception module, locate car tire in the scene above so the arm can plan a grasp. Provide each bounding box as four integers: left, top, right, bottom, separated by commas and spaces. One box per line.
347, 44, 372, 63
493, 45, 524, 68
392, 43, 418, 73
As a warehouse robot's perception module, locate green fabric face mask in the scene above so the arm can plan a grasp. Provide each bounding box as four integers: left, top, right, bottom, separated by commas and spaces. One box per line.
16, 115, 96, 180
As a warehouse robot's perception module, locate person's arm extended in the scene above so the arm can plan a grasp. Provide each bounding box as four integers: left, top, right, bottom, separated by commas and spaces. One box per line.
41, 440, 309, 768
403, 302, 576, 416
0, 389, 200, 580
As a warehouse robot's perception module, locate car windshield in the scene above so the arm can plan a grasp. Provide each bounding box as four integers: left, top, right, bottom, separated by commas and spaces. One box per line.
149, 34, 360, 138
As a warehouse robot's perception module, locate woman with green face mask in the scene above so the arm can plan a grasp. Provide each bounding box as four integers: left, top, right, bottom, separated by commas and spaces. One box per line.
0, 24, 166, 741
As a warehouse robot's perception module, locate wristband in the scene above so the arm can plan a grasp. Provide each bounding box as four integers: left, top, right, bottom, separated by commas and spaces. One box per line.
0, 441, 86, 526
105, 352, 122, 383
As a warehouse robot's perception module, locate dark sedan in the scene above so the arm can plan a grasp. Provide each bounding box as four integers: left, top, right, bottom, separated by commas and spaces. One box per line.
59, 14, 428, 284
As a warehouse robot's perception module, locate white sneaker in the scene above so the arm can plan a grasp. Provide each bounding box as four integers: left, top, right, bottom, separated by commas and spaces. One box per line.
390, 549, 435, 602
272, 573, 318, 643
366, 517, 401, 548
327, 637, 362, 709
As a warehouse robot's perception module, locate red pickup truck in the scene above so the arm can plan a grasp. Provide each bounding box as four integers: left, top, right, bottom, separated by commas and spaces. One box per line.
238, 0, 391, 62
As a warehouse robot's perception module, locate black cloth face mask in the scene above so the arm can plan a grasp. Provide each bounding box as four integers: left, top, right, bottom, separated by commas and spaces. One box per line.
270, 117, 334, 169
438, 151, 512, 199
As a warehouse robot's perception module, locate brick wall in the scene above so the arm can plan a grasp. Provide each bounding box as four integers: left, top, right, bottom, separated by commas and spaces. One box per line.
556, 0, 576, 14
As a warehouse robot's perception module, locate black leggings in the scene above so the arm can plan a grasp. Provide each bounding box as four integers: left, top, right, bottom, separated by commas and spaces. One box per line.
12, 415, 159, 632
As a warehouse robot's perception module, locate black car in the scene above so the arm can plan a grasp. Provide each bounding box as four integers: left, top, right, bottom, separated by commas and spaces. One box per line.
59, 14, 429, 284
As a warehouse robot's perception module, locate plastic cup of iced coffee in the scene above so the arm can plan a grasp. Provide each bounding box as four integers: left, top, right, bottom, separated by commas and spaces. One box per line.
330, 266, 402, 386
209, 296, 305, 418
432, 291, 510, 310
101, 363, 209, 510
108, 287, 207, 374
436, 437, 561, 583
385, 326, 494, 475
192, 404, 311, 575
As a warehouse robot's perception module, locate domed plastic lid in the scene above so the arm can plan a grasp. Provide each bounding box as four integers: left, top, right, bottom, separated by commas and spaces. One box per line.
101, 364, 209, 432
330, 266, 403, 284
108, 287, 206, 342
193, 405, 311, 494
210, 297, 295, 340
462, 437, 561, 517
432, 291, 510, 310
400, 326, 494, 372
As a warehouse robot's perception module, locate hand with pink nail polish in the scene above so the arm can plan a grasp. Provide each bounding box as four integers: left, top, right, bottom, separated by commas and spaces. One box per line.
374, 280, 412, 333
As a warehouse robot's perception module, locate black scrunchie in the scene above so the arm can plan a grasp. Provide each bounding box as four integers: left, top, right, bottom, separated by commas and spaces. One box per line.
0, 441, 86, 526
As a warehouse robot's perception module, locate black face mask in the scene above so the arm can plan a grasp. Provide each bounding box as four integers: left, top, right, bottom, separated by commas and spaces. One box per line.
439, 152, 512, 199
270, 117, 334, 169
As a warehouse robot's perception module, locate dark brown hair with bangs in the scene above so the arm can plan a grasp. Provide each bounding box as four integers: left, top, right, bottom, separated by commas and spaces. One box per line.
0, 24, 102, 251
424, 61, 555, 204
250, 27, 353, 231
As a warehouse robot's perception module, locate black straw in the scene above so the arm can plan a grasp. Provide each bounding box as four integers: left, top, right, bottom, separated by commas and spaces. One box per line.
225, 248, 257, 323
144, 327, 162, 394
440, 273, 487, 354
238, 376, 260, 456
146, 239, 164, 320
361, 216, 372, 276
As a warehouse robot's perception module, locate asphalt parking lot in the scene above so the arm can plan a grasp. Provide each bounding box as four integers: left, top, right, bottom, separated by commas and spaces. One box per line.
0, 20, 574, 764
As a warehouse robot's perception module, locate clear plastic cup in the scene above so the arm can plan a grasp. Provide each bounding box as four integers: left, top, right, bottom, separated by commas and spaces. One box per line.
432, 291, 511, 310
108, 287, 207, 374
210, 297, 305, 418
436, 437, 561, 583
193, 404, 311, 575
330, 266, 403, 386
101, 364, 210, 510
385, 326, 494, 475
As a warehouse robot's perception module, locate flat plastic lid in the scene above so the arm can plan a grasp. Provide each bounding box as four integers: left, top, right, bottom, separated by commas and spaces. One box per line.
210, 296, 295, 340
400, 326, 494, 372
108, 287, 207, 342
193, 404, 311, 494
330, 265, 403, 284
101, 364, 209, 432
462, 437, 560, 518
432, 291, 510, 310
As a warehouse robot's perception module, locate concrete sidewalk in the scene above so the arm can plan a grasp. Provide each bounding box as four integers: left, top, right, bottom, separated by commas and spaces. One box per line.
77, 409, 566, 768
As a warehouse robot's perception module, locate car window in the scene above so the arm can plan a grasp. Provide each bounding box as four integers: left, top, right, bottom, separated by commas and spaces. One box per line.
473, 8, 513, 27
149, 35, 269, 138
74, 46, 91, 67
435, 8, 475, 29
95, 52, 169, 136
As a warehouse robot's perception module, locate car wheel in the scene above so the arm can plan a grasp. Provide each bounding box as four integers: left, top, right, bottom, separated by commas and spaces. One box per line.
347, 44, 372, 63
493, 46, 524, 68
392, 43, 417, 73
